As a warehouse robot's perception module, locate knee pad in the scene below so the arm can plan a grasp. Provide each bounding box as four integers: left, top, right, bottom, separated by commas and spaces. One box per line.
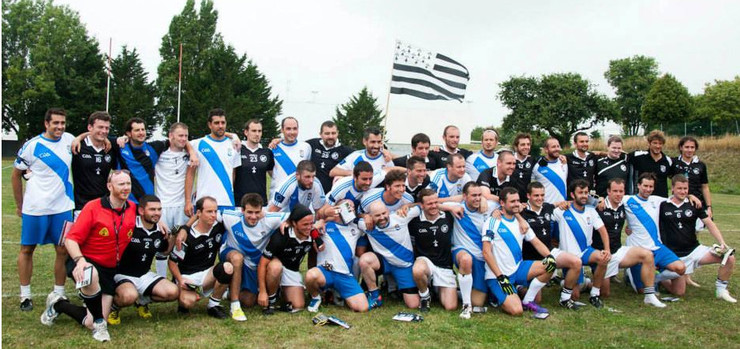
213, 262, 233, 284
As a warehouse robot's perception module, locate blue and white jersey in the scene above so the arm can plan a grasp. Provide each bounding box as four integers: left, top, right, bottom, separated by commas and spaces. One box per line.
191, 136, 241, 207
14, 133, 75, 215
623, 195, 668, 251
532, 158, 568, 204
359, 188, 414, 214
465, 151, 498, 181
317, 221, 364, 275
359, 206, 422, 268
336, 150, 393, 173
271, 140, 311, 196
327, 171, 385, 206
483, 215, 536, 278
553, 204, 604, 256
271, 174, 326, 212
221, 210, 289, 269
429, 169, 472, 198
446, 201, 500, 261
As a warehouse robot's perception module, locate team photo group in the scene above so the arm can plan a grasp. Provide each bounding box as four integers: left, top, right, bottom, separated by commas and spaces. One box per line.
12, 107, 736, 342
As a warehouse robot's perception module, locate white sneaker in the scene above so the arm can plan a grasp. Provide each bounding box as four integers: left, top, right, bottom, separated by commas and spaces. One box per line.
92, 319, 111, 342
459, 304, 472, 319
40, 292, 66, 326
644, 294, 666, 308
231, 307, 247, 321
307, 297, 322, 313
717, 289, 738, 303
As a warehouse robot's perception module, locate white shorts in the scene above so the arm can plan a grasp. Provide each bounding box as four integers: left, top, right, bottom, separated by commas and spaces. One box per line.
180, 267, 214, 297
681, 245, 712, 275
415, 256, 457, 288
161, 206, 189, 230
550, 247, 563, 260
281, 267, 304, 287
114, 271, 164, 296
606, 246, 632, 278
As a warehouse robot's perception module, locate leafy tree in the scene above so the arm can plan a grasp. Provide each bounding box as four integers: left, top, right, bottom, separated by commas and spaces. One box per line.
2, 0, 106, 140
498, 73, 617, 146
695, 76, 740, 122
333, 87, 385, 149
604, 55, 659, 136
156, 0, 281, 139
642, 73, 693, 128
108, 46, 159, 136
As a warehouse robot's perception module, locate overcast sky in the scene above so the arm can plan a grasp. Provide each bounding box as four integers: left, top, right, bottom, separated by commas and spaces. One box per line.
55, 0, 740, 143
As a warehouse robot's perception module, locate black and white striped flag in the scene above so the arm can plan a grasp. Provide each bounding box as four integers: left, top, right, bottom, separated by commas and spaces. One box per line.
390, 41, 470, 102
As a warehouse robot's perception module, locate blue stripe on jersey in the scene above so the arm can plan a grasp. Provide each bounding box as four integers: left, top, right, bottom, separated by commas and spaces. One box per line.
143, 142, 160, 167
120, 143, 154, 203
230, 221, 263, 266
402, 192, 414, 203
563, 209, 588, 251
537, 164, 566, 199
353, 155, 363, 166
199, 140, 235, 206
361, 191, 383, 211
33, 142, 73, 201
496, 220, 523, 264
473, 156, 489, 173
326, 222, 354, 273
370, 229, 414, 264
289, 186, 299, 210
438, 184, 450, 198
273, 146, 297, 175
627, 197, 661, 245
459, 214, 483, 249
278, 176, 297, 195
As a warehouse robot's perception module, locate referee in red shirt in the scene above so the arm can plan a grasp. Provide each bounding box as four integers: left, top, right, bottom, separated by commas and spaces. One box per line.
40, 170, 137, 343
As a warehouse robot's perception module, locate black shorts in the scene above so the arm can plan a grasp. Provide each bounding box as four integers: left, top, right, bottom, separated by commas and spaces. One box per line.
65, 258, 118, 295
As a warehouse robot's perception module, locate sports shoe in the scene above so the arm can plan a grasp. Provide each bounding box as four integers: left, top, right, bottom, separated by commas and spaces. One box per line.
107, 308, 121, 325
20, 298, 33, 312
644, 294, 667, 308
136, 303, 152, 318
307, 297, 322, 313
207, 305, 229, 319
367, 293, 383, 310
717, 289, 738, 303
231, 307, 247, 321
589, 296, 604, 309
92, 319, 111, 342
40, 293, 67, 326
559, 298, 581, 310
420, 296, 431, 313
522, 301, 549, 314
459, 304, 472, 319
262, 305, 275, 315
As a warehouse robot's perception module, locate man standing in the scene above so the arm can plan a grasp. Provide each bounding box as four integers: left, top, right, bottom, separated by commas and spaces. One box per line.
331, 127, 393, 177
429, 125, 472, 168
477, 149, 516, 200
394, 133, 439, 170
566, 132, 599, 189
594, 136, 630, 198
430, 154, 472, 200
234, 119, 274, 204
511, 133, 538, 203
306, 121, 353, 192
672, 137, 712, 218
271, 117, 312, 197
404, 156, 435, 201
71, 112, 115, 218
268, 160, 327, 213
628, 130, 673, 198
13, 108, 75, 311
113, 118, 171, 203
533, 138, 569, 205
465, 129, 499, 180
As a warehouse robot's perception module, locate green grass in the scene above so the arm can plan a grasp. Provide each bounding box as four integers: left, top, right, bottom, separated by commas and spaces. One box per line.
3, 159, 740, 348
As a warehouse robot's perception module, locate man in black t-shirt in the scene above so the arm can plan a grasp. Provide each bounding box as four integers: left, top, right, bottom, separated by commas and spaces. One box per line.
393, 133, 439, 170
477, 149, 516, 200
409, 189, 457, 312
511, 133, 538, 203
234, 119, 274, 203
71, 112, 116, 216
658, 175, 735, 302
672, 137, 712, 217
257, 204, 315, 313
594, 136, 630, 198
428, 125, 472, 169
566, 132, 599, 190
628, 130, 673, 198
593, 179, 627, 297
405, 156, 434, 201
306, 121, 353, 192
521, 182, 557, 261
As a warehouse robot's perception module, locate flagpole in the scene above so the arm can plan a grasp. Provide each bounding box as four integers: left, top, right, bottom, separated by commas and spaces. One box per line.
383, 40, 398, 132
177, 43, 183, 123
105, 38, 112, 112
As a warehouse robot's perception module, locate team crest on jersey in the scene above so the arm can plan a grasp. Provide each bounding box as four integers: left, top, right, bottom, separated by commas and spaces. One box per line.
104, 154, 112, 163
228, 149, 234, 157
127, 229, 133, 238
331, 152, 339, 160
586, 216, 592, 225
300, 150, 305, 157
260, 155, 268, 162
307, 193, 313, 201
145, 149, 151, 156
693, 168, 700, 175
685, 209, 693, 217
154, 239, 161, 249
441, 224, 449, 233
216, 233, 223, 242
676, 211, 681, 218
98, 228, 109, 237
660, 165, 666, 173
67, 145, 72, 154
545, 213, 551, 221
620, 164, 627, 171
394, 224, 401, 231
525, 162, 531, 169
589, 160, 594, 166
274, 192, 285, 203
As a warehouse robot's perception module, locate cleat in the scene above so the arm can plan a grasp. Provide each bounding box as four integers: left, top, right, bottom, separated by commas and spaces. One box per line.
459, 304, 472, 319
231, 307, 247, 321
559, 298, 581, 310
420, 296, 431, 313
717, 289, 738, 303
40, 293, 67, 326
522, 301, 549, 314
307, 297, 322, 313
589, 296, 604, 309
367, 293, 383, 310
644, 294, 667, 308
92, 319, 111, 342
20, 298, 33, 312
262, 305, 275, 315
107, 309, 121, 325
136, 303, 152, 318
207, 305, 228, 319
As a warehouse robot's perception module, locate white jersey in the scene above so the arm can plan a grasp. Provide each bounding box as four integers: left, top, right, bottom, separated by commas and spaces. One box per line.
532, 158, 568, 204
221, 210, 289, 269
623, 195, 668, 251
483, 215, 536, 278
317, 221, 364, 275
359, 206, 421, 268
327, 171, 385, 206
191, 136, 241, 207
14, 133, 75, 215
553, 204, 604, 256
359, 188, 414, 214
447, 201, 500, 261
271, 140, 311, 196
155, 148, 190, 207
271, 174, 326, 212
429, 169, 472, 198
465, 151, 498, 181
336, 150, 393, 173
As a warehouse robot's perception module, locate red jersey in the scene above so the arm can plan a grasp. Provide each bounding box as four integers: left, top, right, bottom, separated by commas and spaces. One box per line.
67, 196, 137, 268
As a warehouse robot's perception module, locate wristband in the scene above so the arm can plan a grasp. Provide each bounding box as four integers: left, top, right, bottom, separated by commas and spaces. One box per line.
73, 256, 85, 263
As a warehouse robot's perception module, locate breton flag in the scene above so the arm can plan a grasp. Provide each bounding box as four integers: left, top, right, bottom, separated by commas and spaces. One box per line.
390, 41, 470, 102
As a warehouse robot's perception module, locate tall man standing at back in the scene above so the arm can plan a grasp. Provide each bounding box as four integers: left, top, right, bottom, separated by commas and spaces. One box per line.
330, 127, 394, 177
13, 108, 75, 311
465, 129, 499, 180
511, 133, 538, 203
566, 132, 599, 190
628, 130, 673, 198
532, 138, 569, 205
234, 119, 274, 204
271, 117, 312, 197
306, 121, 353, 192
429, 125, 472, 169
71, 112, 115, 219
393, 133, 439, 170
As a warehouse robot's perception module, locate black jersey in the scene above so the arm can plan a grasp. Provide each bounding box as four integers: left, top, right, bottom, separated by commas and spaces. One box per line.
406, 175, 433, 202
660, 199, 708, 257
170, 221, 225, 275
512, 155, 537, 203
521, 203, 556, 260
234, 144, 274, 204
594, 153, 630, 198
672, 156, 709, 206
118, 217, 168, 277
393, 154, 439, 170
593, 201, 626, 252
72, 137, 117, 210
408, 211, 454, 269
112, 139, 168, 202
628, 150, 673, 198
429, 147, 472, 169
566, 152, 598, 189
306, 138, 353, 192
262, 227, 313, 271
476, 168, 514, 197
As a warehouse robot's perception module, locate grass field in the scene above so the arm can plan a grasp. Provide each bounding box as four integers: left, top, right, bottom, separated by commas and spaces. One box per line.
3, 159, 740, 348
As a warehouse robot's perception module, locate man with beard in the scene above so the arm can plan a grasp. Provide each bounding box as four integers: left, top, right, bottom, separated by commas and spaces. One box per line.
477, 149, 517, 200
306, 121, 353, 192
566, 132, 599, 189
360, 170, 415, 214
404, 156, 436, 201
394, 133, 439, 170
331, 127, 394, 176
429, 125, 472, 168
628, 130, 673, 198
430, 153, 472, 200
511, 133, 538, 203
465, 129, 499, 180
268, 160, 327, 213
533, 138, 569, 205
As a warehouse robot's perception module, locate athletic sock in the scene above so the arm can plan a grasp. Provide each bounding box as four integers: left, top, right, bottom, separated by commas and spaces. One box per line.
110, 303, 119, 312
54, 299, 88, 325
458, 274, 473, 306
311, 294, 322, 301
560, 287, 573, 302
590, 287, 601, 298
53, 285, 66, 297
643, 286, 656, 294
81, 291, 104, 322
717, 278, 729, 292
207, 296, 221, 309
155, 255, 168, 278
523, 278, 547, 303
138, 295, 152, 305
268, 293, 277, 306
230, 300, 241, 312
20, 285, 31, 300
656, 270, 680, 283
419, 288, 430, 299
